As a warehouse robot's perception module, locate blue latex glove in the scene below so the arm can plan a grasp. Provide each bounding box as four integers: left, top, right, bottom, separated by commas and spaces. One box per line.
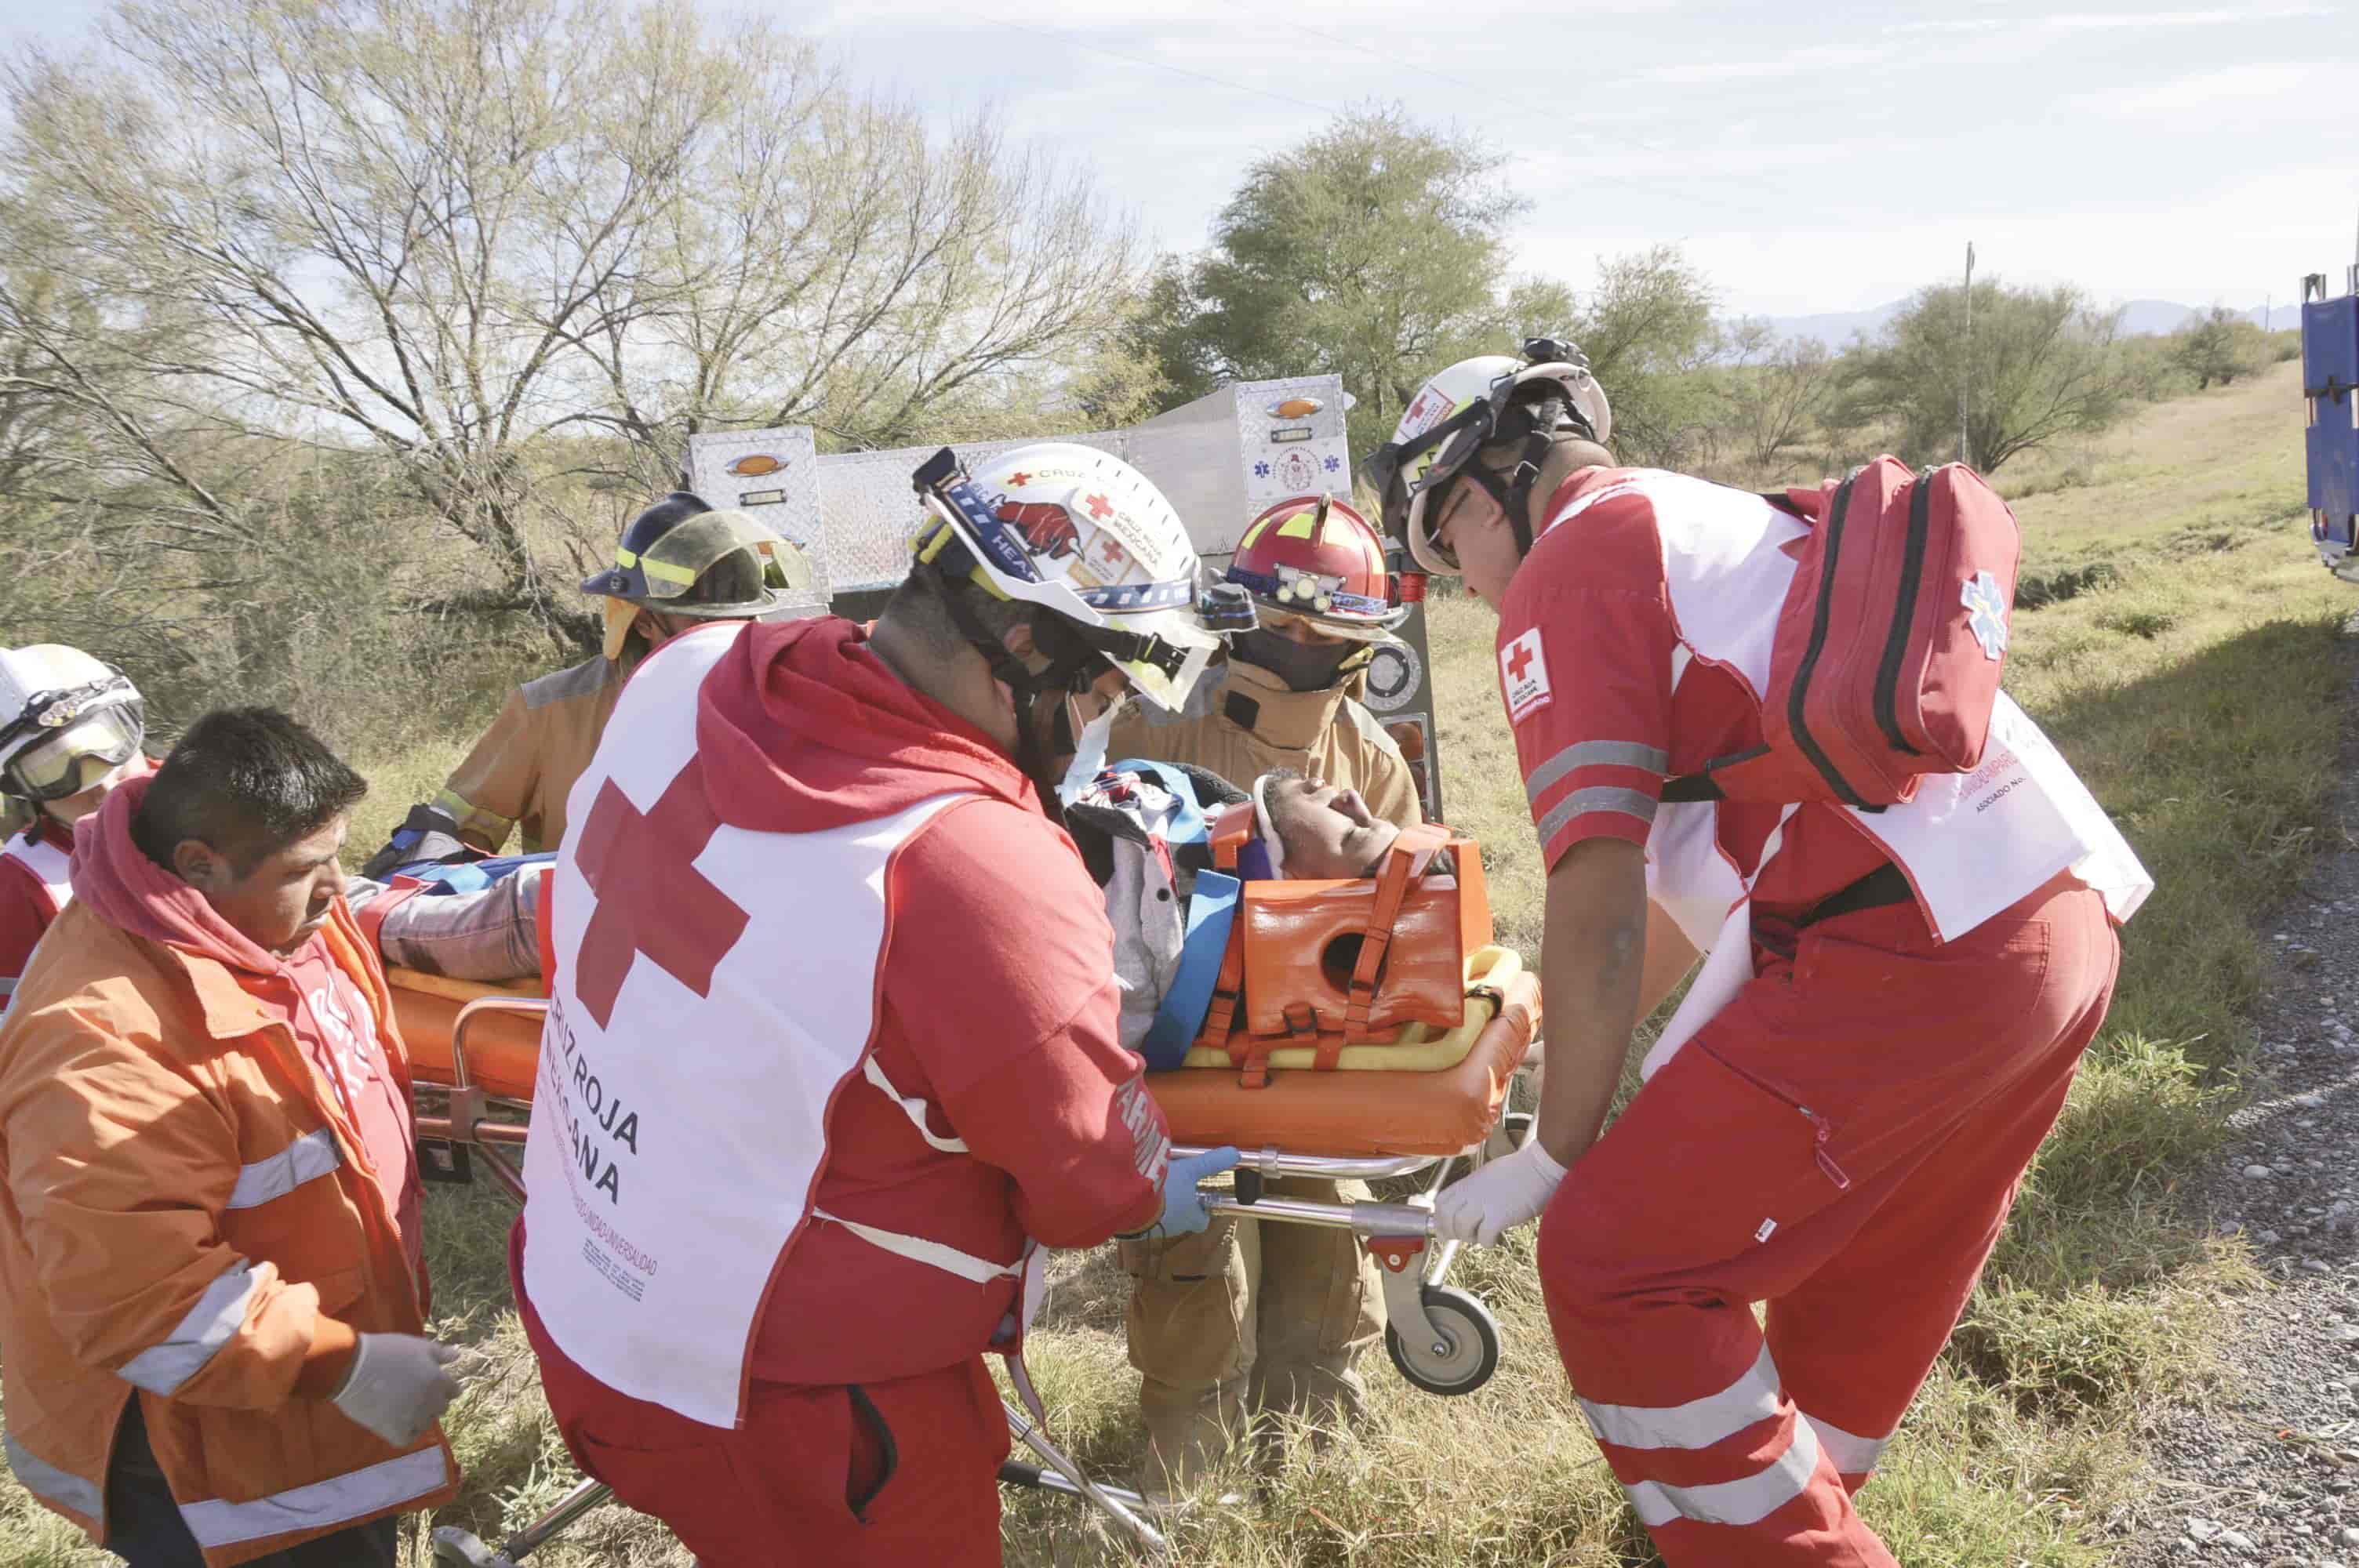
1152, 1146, 1241, 1236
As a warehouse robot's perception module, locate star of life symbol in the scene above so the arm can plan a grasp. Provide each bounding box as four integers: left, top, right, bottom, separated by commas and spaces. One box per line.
1961, 571, 2009, 661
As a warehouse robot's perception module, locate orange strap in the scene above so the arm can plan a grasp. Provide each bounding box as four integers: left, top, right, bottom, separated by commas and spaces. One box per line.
1195, 802, 1262, 1080
1198, 920, 1248, 1057
1343, 823, 1450, 1043
1207, 802, 1255, 873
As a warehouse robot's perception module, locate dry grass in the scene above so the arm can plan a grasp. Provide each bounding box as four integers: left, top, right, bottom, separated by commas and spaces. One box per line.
0, 362, 2339, 1565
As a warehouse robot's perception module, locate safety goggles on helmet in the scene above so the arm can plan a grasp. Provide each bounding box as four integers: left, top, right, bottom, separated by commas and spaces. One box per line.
0, 672, 144, 803
910, 446, 1219, 713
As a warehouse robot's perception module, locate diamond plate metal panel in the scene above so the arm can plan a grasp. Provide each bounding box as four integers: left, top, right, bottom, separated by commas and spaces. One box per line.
682, 426, 829, 614
1234, 379, 1354, 528
816, 434, 1128, 592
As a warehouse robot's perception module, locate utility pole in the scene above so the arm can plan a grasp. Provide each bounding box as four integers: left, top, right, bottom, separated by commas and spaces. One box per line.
1959, 241, 1976, 468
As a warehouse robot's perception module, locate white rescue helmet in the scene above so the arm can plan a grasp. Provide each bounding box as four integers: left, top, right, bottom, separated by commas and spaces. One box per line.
1368, 340, 1612, 575
0, 644, 146, 804
910, 442, 1221, 713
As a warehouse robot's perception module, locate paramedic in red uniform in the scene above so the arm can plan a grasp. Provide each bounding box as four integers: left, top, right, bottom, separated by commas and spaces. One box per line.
509, 448, 1236, 1566
1371, 345, 2152, 1568
0, 644, 154, 1011
0, 648, 556, 1000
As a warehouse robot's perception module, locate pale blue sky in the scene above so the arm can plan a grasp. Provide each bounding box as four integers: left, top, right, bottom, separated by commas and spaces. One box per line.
10, 0, 2354, 318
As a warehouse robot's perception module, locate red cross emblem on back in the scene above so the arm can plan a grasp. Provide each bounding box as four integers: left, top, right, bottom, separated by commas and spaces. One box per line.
1085, 493, 1114, 520
1507, 642, 1536, 683
570, 766, 750, 1029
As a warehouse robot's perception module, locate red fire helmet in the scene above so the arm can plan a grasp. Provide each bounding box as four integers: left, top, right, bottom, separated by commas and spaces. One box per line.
1225, 495, 1408, 642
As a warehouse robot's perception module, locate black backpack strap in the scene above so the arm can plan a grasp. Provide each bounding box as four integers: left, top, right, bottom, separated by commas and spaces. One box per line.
1659, 775, 1723, 803
1659, 743, 1772, 804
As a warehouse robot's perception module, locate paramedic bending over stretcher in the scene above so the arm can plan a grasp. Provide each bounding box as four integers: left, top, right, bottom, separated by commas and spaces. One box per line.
509, 450, 1236, 1568
1371, 345, 2153, 1568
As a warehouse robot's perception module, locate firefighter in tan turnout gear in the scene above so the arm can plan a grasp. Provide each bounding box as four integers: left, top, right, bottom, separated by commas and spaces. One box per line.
429, 493, 812, 855
1105, 492, 1419, 1496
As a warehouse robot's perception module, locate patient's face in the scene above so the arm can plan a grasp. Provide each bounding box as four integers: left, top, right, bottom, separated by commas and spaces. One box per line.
1269, 776, 1400, 880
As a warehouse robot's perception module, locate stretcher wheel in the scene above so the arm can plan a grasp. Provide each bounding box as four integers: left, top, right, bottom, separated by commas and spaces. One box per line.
1384, 1284, 1499, 1396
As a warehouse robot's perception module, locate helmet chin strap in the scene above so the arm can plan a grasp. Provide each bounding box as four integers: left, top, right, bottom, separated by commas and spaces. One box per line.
1404, 384, 1596, 566
1445, 426, 1554, 560
923, 568, 1097, 818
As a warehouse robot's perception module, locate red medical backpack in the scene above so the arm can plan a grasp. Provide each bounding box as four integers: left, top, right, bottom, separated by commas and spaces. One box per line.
1665, 457, 2022, 810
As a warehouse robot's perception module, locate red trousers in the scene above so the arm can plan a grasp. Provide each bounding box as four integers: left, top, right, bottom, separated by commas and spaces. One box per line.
1539, 876, 2119, 1567
511, 1226, 1009, 1567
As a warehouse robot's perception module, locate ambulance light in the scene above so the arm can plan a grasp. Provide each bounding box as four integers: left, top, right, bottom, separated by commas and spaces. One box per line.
1269, 427, 1313, 444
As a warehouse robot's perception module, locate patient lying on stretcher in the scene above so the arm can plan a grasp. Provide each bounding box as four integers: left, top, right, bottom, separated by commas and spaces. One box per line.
366, 765, 1432, 996
346, 802, 549, 982
1066, 761, 1445, 1055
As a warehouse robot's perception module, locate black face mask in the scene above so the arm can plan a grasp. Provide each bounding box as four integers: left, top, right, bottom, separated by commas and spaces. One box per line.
1234, 628, 1355, 693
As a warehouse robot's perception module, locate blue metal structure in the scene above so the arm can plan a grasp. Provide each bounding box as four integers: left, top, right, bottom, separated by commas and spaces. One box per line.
2304, 267, 2359, 579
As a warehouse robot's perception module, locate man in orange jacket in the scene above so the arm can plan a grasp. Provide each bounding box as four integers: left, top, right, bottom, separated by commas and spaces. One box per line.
0, 708, 465, 1568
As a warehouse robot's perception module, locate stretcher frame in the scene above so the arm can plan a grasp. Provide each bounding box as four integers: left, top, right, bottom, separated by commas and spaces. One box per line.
416, 994, 1530, 1566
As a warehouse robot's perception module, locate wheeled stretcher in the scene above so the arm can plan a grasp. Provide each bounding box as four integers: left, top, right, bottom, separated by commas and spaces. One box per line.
393, 826, 1539, 1563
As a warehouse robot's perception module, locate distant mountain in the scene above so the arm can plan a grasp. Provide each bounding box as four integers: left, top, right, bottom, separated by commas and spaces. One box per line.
2114, 299, 2304, 335
1753, 297, 2301, 350
1748, 301, 1907, 348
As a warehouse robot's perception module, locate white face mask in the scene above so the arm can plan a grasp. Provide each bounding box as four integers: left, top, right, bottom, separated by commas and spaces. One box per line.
1054, 695, 1121, 809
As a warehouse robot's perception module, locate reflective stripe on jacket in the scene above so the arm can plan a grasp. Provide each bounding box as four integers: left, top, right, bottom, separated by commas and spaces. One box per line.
0, 896, 458, 1566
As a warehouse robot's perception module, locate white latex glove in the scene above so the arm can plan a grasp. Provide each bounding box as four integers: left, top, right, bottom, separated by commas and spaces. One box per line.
1433, 1138, 1568, 1245
332, 1333, 466, 1446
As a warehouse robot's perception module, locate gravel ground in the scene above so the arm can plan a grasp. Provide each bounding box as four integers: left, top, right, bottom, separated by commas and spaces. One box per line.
2113, 702, 2359, 1566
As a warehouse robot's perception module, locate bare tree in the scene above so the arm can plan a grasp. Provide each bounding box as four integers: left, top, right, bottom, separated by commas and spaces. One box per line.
573, 82, 1142, 482
2, 0, 1143, 647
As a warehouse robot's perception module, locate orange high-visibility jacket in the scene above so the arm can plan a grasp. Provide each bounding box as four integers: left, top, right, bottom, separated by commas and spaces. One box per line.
0, 896, 459, 1566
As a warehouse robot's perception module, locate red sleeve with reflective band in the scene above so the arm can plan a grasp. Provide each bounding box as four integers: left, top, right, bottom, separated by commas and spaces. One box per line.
1496, 519, 1679, 872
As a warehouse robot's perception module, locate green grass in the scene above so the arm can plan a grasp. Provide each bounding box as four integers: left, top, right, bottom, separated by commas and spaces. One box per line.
0, 361, 2342, 1565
